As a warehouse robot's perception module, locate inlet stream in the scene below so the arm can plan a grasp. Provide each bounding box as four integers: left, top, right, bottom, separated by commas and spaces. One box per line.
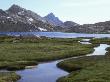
16, 40, 110, 82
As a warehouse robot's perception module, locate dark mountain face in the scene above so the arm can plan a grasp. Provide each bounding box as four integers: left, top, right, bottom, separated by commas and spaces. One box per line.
0, 9, 8, 16
44, 13, 79, 32
44, 13, 64, 26
0, 4, 54, 32
7, 4, 47, 23
8, 4, 25, 14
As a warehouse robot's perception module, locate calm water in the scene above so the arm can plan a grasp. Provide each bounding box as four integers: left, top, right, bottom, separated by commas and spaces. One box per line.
79, 39, 91, 44
1, 32, 110, 38
87, 44, 110, 56
16, 61, 69, 82
16, 43, 109, 82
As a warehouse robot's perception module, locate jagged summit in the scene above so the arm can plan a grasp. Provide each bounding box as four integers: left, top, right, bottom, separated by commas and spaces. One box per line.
7, 4, 47, 23
47, 13, 56, 18
9, 4, 21, 9
0, 4, 54, 32
44, 13, 79, 30
8, 4, 25, 13
44, 13, 64, 26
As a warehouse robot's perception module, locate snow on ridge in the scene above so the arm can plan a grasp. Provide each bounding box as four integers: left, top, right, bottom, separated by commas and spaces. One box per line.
38, 27, 47, 31
7, 17, 11, 19
29, 18, 33, 22
18, 11, 25, 15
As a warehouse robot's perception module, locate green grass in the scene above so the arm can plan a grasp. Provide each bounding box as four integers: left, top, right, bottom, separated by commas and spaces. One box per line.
0, 72, 20, 82
0, 37, 95, 70
90, 38, 110, 44
0, 61, 38, 70
57, 38, 110, 82
57, 55, 110, 82
0, 36, 97, 82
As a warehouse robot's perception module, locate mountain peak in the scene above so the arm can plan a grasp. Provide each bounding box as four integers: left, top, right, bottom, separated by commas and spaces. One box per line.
8, 4, 25, 13
45, 13, 56, 19
10, 4, 20, 8
44, 13, 64, 26
48, 13, 55, 17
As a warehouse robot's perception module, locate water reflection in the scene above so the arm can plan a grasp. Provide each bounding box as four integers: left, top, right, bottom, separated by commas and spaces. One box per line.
16, 43, 110, 82
87, 44, 110, 56
17, 61, 69, 82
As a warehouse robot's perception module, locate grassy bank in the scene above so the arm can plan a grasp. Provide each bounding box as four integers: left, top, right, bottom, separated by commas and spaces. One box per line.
57, 38, 110, 82
57, 40, 110, 82
90, 38, 110, 44
0, 37, 96, 70
57, 56, 110, 82
0, 36, 97, 82
0, 72, 20, 82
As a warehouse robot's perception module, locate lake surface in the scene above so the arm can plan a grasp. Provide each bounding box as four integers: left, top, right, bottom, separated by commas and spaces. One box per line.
1, 32, 110, 38
16, 43, 109, 82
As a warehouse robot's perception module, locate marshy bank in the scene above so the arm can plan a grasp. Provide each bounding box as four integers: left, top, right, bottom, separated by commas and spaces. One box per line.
0, 36, 110, 82
57, 38, 110, 82
16, 42, 109, 82
0, 37, 95, 70
0, 36, 96, 82
0, 72, 20, 82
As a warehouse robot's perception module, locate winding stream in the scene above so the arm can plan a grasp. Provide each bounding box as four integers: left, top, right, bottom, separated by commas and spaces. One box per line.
87, 44, 110, 56
16, 61, 69, 82
16, 41, 110, 82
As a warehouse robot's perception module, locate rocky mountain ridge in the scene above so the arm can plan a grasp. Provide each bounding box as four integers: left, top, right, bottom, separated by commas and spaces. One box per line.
44, 13, 64, 27
0, 4, 54, 32
44, 13, 79, 31
67, 21, 110, 33
0, 4, 110, 33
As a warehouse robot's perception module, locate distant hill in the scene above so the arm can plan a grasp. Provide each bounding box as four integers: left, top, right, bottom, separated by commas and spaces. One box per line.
67, 21, 110, 33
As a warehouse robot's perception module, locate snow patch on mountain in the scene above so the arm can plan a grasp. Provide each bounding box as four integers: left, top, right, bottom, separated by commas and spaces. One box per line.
29, 18, 33, 22
38, 27, 47, 31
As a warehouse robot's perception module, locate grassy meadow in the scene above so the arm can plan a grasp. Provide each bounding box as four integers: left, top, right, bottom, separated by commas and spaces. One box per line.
0, 36, 96, 70
90, 38, 110, 44
0, 36, 104, 82
57, 38, 110, 82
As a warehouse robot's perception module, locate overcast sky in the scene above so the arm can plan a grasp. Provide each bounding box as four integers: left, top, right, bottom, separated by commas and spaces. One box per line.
1, 0, 110, 24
